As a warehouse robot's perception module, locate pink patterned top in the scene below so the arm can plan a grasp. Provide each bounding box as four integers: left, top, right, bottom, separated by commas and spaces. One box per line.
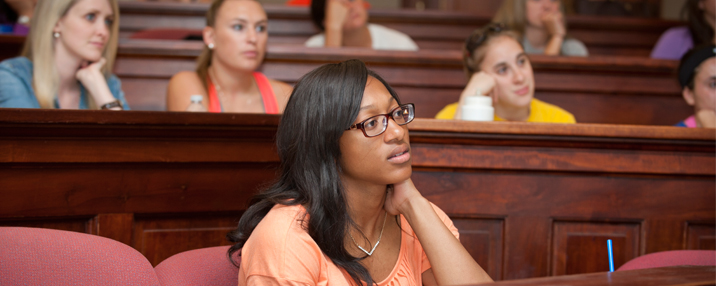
239, 203, 459, 286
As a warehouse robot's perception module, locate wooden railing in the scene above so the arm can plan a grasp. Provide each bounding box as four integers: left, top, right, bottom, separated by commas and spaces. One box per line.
0, 109, 712, 280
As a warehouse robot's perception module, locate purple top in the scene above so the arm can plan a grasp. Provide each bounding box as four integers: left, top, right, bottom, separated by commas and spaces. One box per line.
13, 23, 28, 35
651, 26, 694, 60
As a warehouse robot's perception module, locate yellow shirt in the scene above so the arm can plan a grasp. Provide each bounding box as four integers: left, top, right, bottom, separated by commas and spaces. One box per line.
435, 98, 576, 123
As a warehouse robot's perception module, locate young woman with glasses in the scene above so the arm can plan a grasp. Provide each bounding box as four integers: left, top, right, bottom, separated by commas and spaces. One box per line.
436, 23, 576, 123
227, 59, 492, 285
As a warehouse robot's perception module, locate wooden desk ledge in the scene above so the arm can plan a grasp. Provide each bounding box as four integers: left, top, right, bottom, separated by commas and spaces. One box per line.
471, 266, 716, 286
412, 119, 716, 141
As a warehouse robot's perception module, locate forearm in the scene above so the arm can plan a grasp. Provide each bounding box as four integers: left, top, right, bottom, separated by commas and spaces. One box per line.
401, 197, 492, 285
544, 35, 564, 56
324, 27, 343, 47
86, 78, 121, 110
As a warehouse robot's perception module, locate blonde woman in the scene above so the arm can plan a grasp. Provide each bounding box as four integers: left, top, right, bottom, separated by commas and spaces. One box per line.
166, 0, 292, 113
0, 0, 127, 110
493, 0, 587, 57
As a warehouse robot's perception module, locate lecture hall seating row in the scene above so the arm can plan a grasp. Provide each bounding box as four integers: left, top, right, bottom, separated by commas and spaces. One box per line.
115, 39, 690, 125
0, 109, 713, 281
0, 35, 691, 125
118, 1, 681, 56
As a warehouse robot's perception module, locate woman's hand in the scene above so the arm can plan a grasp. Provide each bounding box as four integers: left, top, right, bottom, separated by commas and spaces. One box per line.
324, 0, 350, 47
384, 179, 423, 216
75, 58, 118, 109
325, 0, 350, 31
541, 11, 566, 38
542, 11, 566, 56
696, 109, 716, 128
454, 71, 497, 120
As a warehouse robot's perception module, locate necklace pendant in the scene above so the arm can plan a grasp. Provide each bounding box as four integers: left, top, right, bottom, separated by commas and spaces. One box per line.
358, 240, 380, 256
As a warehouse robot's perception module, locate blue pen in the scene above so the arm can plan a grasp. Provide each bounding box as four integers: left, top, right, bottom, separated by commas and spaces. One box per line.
607, 239, 615, 272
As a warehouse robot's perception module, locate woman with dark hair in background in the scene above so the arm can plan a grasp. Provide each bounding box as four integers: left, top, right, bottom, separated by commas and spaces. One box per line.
305, 0, 418, 51
228, 59, 492, 285
166, 0, 292, 113
651, 0, 715, 60
675, 45, 715, 128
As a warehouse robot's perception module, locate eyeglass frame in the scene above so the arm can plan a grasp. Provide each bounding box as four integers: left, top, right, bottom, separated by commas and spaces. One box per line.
346, 103, 415, 138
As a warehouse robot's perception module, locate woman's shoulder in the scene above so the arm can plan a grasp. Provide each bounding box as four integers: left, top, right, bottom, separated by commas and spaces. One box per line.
530, 99, 576, 123
660, 26, 692, 39
561, 38, 589, 57
169, 71, 202, 84
267, 78, 293, 112
0, 56, 33, 77
651, 26, 693, 60
305, 33, 326, 47
166, 71, 206, 111
435, 102, 459, 119
241, 204, 336, 285
367, 24, 419, 51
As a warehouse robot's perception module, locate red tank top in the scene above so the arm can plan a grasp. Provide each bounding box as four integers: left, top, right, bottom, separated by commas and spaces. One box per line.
207, 72, 279, 114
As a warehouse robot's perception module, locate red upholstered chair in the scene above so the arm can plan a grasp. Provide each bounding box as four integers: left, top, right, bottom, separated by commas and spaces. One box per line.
617, 250, 716, 271
0, 227, 161, 285
154, 245, 240, 286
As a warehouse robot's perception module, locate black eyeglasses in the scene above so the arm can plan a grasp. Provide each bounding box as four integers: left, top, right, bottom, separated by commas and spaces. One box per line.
346, 103, 415, 138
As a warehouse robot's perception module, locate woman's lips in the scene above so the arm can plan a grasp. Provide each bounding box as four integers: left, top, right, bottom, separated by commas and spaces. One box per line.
515, 86, 530, 96
243, 51, 258, 58
388, 150, 411, 164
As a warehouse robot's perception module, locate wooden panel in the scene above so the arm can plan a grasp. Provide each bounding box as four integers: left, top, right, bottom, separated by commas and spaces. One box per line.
88, 213, 134, 245
687, 224, 716, 250
0, 111, 713, 279
0, 34, 24, 62
452, 217, 504, 280
133, 213, 240, 266
552, 221, 640, 275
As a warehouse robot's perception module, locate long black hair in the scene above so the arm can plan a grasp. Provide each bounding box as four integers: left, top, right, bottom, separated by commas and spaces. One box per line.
685, 0, 715, 47
227, 59, 402, 285
309, 0, 327, 31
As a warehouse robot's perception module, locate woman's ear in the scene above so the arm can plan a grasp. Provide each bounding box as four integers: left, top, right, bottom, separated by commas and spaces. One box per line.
203, 26, 215, 48
53, 19, 62, 34
683, 87, 696, 106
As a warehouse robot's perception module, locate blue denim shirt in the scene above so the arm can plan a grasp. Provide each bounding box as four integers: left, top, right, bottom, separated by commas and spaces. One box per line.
0, 56, 129, 109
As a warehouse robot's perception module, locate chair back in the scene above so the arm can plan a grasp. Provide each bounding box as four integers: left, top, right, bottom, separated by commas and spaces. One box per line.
617, 250, 716, 271
154, 245, 240, 286
0, 227, 161, 285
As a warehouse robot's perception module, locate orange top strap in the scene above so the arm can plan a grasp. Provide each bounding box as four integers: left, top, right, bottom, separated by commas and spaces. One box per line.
254, 72, 279, 114
207, 72, 278, 114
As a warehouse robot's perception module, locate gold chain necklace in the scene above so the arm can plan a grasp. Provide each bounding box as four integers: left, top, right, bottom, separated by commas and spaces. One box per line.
348, 211, 388, 256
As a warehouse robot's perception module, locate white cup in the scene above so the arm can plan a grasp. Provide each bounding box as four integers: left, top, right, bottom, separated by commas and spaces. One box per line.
461, 96, 494, 121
